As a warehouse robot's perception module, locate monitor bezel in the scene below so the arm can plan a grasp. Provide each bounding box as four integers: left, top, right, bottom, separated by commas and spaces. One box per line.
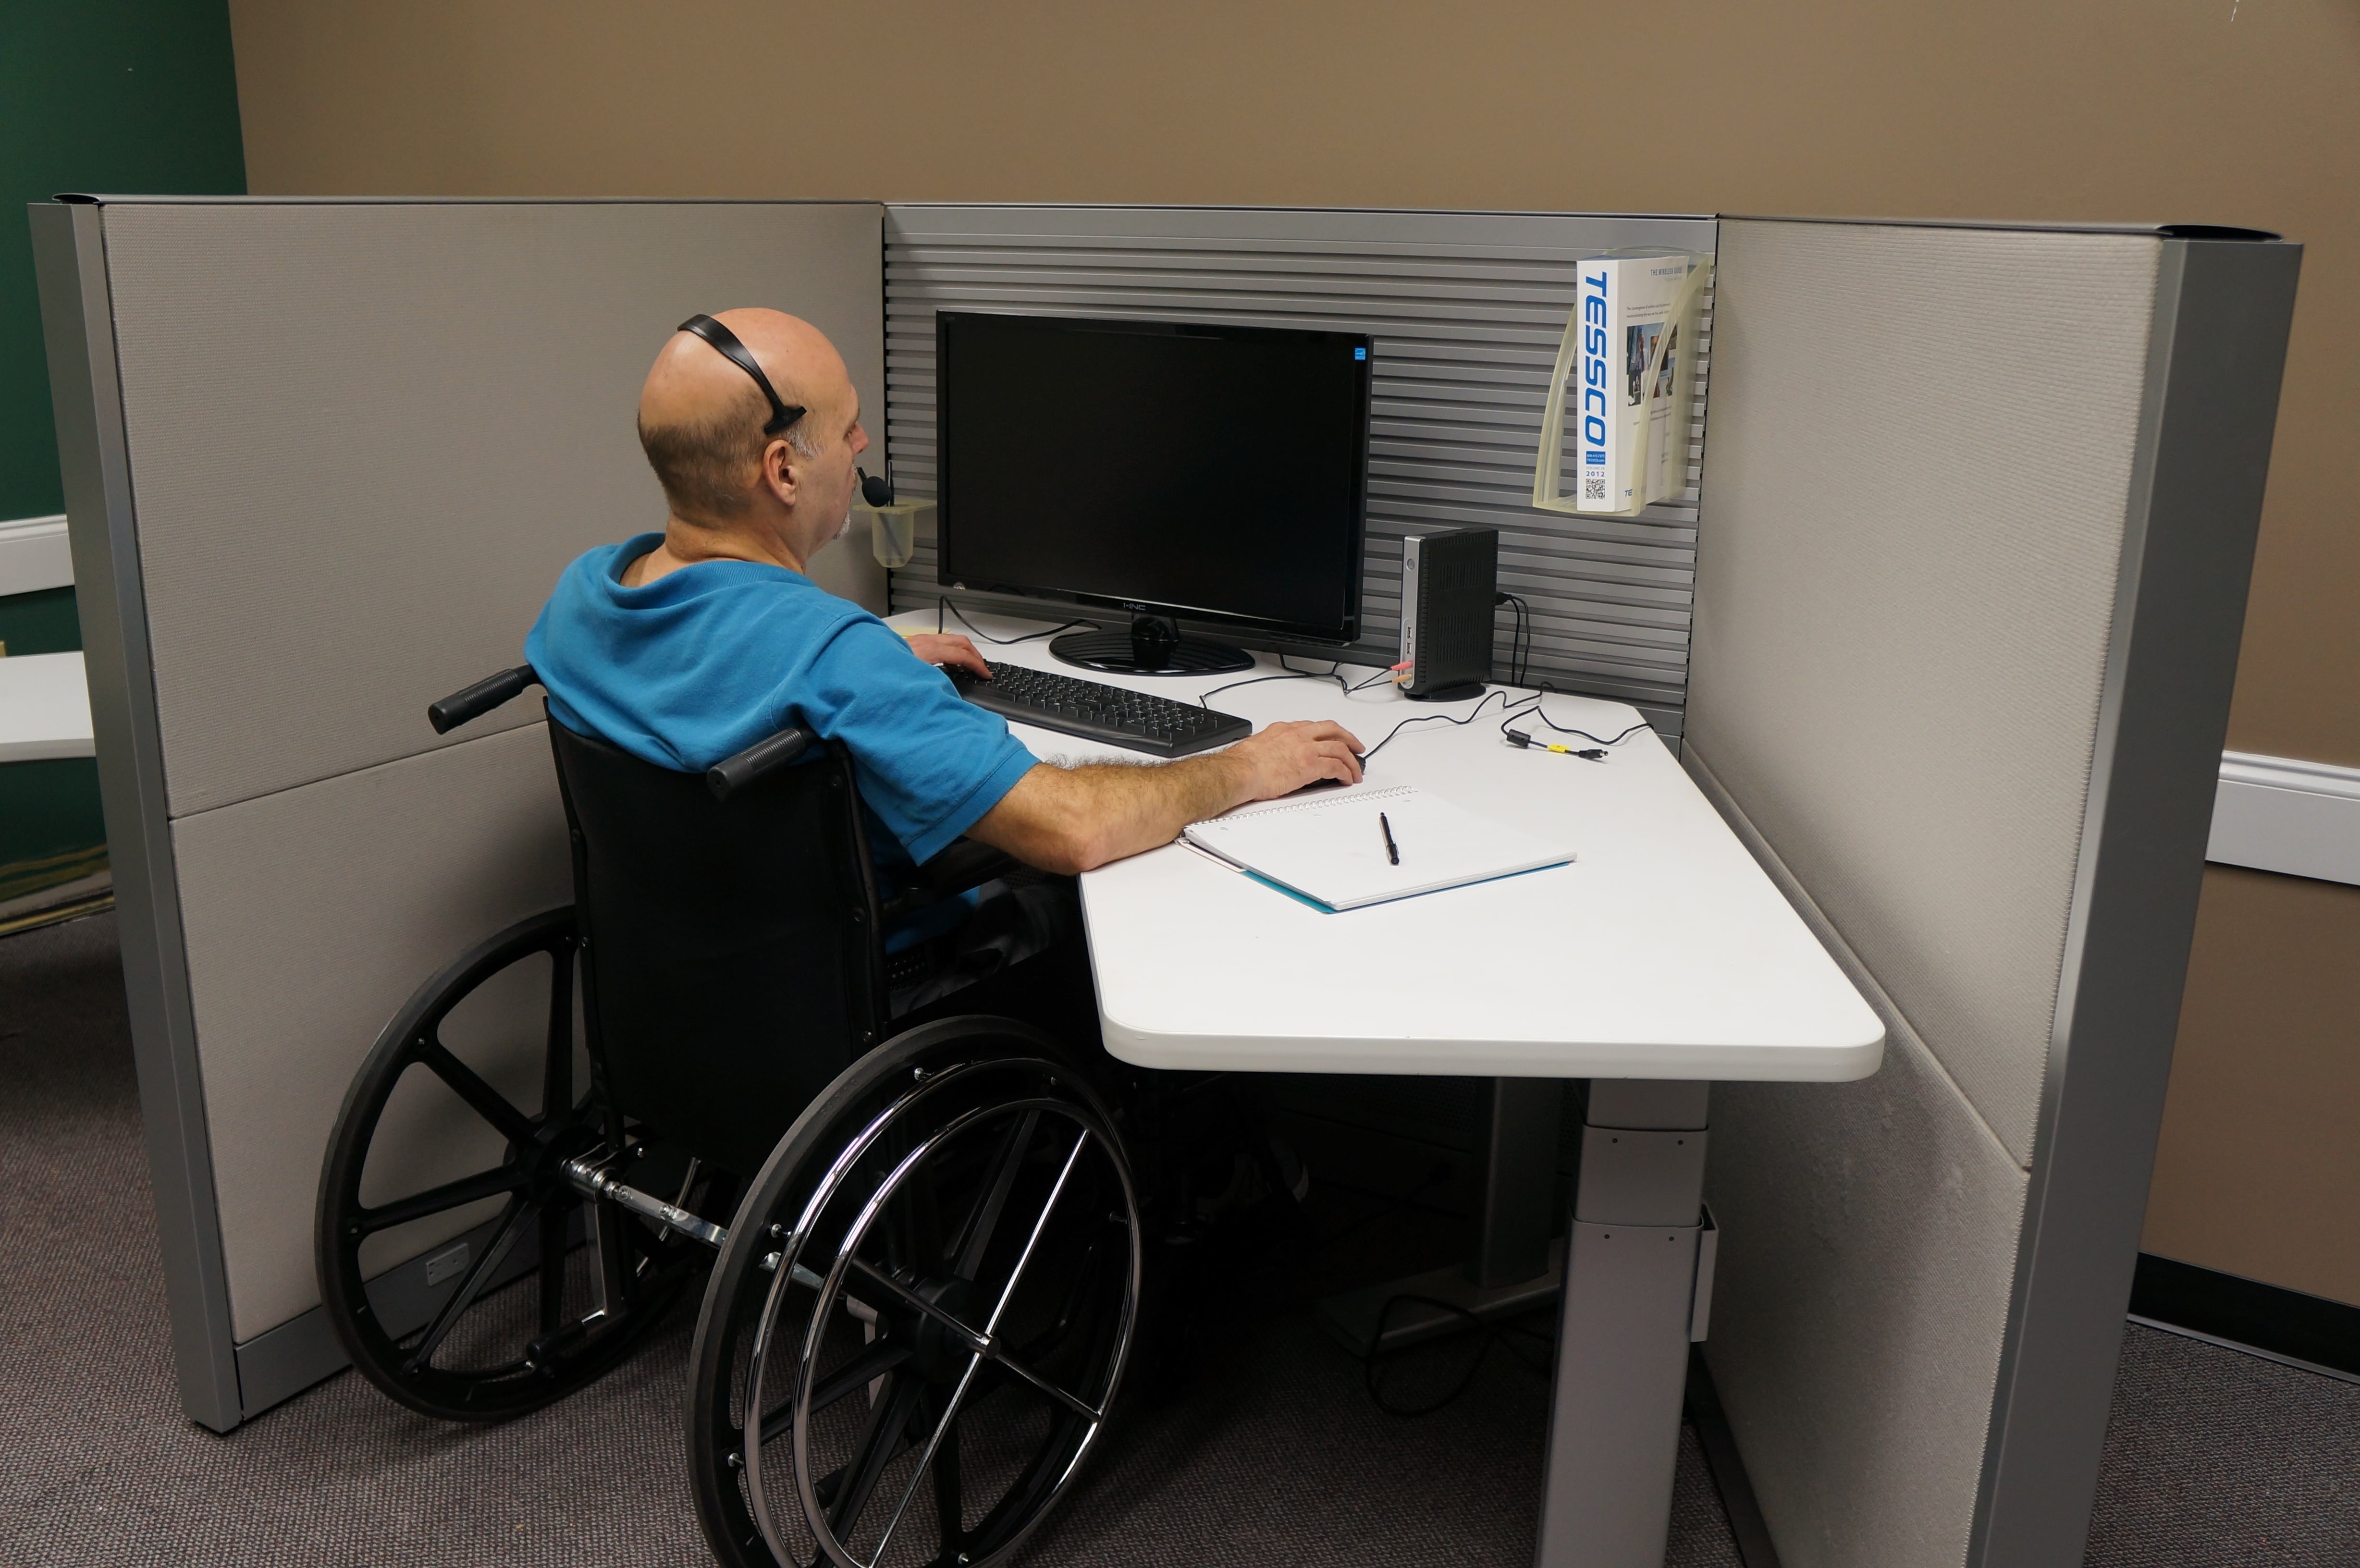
934, 309, 1373, 647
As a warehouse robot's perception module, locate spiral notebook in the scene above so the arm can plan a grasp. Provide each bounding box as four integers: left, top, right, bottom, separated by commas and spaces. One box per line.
1181, 784, 1574, 912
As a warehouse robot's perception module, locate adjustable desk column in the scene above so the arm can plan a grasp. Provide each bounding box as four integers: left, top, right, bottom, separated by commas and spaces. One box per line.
901, 609, 1884, 1568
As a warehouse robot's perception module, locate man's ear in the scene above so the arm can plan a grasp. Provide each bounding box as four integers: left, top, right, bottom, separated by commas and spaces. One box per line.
759, 439, 798, 506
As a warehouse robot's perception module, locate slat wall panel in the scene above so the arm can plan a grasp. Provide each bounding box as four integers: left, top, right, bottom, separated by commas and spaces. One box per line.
878, 208, 1716, 734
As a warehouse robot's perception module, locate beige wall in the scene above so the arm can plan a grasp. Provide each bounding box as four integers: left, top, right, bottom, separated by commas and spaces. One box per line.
2145, 867, 2360, 1307
222, 0, 2360, 1300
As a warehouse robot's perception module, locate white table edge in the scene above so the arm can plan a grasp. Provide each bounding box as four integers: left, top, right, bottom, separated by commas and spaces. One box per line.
1098, 1017, 1888, 1083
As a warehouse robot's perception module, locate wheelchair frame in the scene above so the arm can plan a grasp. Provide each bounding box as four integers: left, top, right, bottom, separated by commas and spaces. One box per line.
313, 667, 1239, 1568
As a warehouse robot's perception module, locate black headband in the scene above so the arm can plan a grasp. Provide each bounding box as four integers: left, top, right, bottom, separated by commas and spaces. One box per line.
676, 314, 805, 437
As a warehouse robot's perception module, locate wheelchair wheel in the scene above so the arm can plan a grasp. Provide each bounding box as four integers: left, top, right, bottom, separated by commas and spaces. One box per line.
316, 907, 722, 1421
688, 1017, 1142, 1568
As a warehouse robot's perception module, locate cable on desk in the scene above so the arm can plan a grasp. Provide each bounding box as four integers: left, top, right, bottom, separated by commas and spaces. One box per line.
1196, 655, 1393, 710
1359, 688, 1525, 763
936, 597, 1099, 645
1496, 685, 1653, 749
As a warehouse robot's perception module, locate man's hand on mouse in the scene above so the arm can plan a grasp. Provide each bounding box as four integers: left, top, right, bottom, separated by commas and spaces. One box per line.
1228, 719, 1366, 798
903, 632, 992, 679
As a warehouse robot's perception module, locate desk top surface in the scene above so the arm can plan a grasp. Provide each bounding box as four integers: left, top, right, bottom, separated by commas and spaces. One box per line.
0, 651, 94, 764
894, 610, 1883, 1083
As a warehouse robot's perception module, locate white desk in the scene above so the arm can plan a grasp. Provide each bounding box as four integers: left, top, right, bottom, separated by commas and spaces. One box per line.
893, 608, 1883, 1568
0, 651, 96, 764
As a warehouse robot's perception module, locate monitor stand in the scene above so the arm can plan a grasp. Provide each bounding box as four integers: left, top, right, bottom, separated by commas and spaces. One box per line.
1050, 614, 1254, 676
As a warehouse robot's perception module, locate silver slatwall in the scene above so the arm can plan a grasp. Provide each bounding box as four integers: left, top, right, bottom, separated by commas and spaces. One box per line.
880, 206, 1716, 731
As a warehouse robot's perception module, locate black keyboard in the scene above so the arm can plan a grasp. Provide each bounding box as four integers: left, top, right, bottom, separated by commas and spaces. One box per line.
950, 661, 1253, 756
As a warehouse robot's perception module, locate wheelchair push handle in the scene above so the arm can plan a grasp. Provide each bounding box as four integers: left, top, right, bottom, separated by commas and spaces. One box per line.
428, 665, 539, 734
707, 726, 817, 801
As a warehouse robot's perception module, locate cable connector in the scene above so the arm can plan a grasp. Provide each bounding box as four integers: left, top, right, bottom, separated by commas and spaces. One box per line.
1506, 727, 1607, 761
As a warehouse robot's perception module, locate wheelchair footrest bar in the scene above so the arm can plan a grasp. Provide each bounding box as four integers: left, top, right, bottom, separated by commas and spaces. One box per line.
561, 1155, 728, 1249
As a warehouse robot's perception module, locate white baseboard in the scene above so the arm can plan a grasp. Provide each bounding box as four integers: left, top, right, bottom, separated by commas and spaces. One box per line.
0, 514, 72, 598
2209, 751, 2360, 888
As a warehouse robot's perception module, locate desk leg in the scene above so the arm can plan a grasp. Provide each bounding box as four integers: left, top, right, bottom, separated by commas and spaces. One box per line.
1316, 1077, 1565, 1355
1535, 1081, 1709, 1568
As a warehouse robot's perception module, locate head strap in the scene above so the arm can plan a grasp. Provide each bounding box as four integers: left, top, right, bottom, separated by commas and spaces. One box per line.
676, 314, 805, 437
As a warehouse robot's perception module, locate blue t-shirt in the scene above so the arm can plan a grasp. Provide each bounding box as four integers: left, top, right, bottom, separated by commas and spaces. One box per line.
526, 534, 1038, 880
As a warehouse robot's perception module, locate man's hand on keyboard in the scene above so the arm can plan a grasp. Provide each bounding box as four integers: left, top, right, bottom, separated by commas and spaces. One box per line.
902, 632, 992, 678
1229, 720, 1366, 797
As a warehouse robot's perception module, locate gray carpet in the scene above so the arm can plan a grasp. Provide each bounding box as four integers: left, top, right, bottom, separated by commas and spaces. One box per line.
0, 913, 2351, 1567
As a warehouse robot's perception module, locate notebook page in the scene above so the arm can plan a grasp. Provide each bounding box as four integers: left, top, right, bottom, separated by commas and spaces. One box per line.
1183, 784, 1573, 911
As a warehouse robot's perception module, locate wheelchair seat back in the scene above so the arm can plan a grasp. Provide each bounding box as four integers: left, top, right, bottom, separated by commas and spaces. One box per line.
546, 713, 887, 1174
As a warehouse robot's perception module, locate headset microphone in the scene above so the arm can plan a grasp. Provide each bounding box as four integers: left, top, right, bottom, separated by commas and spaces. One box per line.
858, 465, 895, 508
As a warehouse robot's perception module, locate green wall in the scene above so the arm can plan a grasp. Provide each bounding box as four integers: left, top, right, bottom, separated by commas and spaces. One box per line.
4, 0, 247, 524
1, 2, 245, 899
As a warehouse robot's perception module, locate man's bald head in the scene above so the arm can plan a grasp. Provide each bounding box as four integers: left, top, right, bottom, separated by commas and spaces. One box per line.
637, 309, 851, 523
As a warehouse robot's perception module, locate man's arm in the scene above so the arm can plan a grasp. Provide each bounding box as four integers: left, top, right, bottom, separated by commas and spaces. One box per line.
966, 720, 1365, 875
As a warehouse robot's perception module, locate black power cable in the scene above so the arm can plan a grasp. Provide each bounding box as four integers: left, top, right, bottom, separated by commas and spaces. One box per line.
1360, 687, 1525, 763
1494, 593, 1532, 687
936, 597, 1098, 645
1498, 685, 1654, 749
1362, 1294, 1557, 1417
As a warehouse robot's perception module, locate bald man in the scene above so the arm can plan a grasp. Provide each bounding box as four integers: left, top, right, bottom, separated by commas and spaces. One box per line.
526, 310, 1363, 1001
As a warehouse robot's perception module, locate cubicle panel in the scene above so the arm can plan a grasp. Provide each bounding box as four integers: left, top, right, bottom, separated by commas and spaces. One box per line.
1687, 752, 2029, 1568
878, 205, 1717, 726
172, 722, 568, 1340
39, 198, 891, 1426
97, 199, 887, 819
1688, 221, 2161, 1167
1687, 220, 2297, 1568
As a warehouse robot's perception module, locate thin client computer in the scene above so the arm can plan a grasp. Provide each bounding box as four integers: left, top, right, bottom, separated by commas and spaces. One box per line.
935, 310, 1374, 676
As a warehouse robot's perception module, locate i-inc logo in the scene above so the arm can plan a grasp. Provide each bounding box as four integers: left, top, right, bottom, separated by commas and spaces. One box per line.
1579, 269, 1610, 466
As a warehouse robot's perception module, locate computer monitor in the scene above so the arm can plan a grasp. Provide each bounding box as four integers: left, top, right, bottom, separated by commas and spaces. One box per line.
935, 310, 1373, 674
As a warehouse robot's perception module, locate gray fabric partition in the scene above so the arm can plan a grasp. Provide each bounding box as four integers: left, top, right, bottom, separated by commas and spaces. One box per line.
877, 205, 1716, 730
39, 200, 2297, 1564
1685, 219, 2299, 1568
35, 198, 888, 1428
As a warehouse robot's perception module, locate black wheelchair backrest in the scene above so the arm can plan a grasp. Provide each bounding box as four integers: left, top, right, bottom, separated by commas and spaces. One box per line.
546, 715, 888, 1174
430, 665, 809, 802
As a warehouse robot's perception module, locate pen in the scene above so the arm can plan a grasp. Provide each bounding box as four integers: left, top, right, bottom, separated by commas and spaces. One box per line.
1379, 811, 1400, 865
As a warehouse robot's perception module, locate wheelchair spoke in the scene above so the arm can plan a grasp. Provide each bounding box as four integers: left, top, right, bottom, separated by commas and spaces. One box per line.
848, 1258, 986, 1352
803, 1338, 914, 1426
352, 1164, 529, 1235
930, 1414, 964, 1564
418, 1038, 538, 1147
405, 1195, 535, 1373
949, 1109, 1038, 1280
761, 1339, 913, 1455
962, 1406, 1084, 1557
1013, 1227, 1109, 1363
828, 1372, 926, 1542
983, 1128, 1089, 1334
844, 1257, 1102, 1424
869, 1361, 982, 1568
537, 1196, 573, 1335
987, 1346, 1103, 1424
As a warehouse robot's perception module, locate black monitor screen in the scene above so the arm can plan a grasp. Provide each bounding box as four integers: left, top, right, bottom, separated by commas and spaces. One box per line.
935, 312, 1372, 642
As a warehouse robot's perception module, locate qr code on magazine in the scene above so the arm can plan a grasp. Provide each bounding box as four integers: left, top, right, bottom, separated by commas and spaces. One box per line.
1582, 474, 1607, 502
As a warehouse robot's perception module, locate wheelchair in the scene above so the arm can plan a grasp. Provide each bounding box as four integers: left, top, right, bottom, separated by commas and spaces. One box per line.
314, 665, 1281, 1568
